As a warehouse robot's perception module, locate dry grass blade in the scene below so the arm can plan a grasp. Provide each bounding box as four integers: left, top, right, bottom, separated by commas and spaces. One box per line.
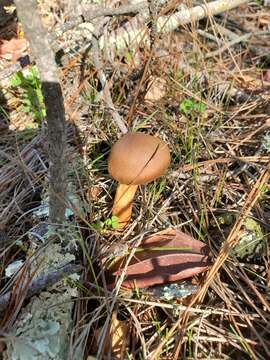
196, 163, 270, 301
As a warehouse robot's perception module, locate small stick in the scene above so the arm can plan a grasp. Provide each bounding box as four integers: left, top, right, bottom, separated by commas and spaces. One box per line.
0, 263, 82, 312
205, 33, 251, 58
48, 1, 147, 44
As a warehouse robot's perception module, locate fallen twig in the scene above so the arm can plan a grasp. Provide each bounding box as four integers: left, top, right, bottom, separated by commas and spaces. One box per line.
205, 30, 270, 58
99, 0, 251, 59
49, 1, 147, 44
0, 262, 82, 312
1, 0, 251, 80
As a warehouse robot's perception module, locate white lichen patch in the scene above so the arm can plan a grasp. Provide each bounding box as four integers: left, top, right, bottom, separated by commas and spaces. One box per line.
32, 183, 85, 221
231, 218, 266, 259
261, 133, 270, 152
31, 243, 76, 273
4, 290, 74, 360
4, 242, 78, 360
211, 214, 267, 260
5, 260, 25, 278
145, 281, 199, 301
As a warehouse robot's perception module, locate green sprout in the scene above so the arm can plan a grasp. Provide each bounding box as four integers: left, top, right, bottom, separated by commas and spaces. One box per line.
180, 98, 206, 117
93, 215, 119, 233
10, 65, 45, 125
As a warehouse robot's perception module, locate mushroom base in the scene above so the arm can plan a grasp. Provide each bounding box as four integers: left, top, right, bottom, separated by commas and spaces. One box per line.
112, 183, 138, 229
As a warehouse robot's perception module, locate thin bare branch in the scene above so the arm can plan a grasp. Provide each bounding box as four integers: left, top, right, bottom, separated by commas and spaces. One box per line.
14, 0, 67, 224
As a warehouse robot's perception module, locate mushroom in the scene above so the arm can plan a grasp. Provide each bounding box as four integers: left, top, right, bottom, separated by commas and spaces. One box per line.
108, 132, 171, 228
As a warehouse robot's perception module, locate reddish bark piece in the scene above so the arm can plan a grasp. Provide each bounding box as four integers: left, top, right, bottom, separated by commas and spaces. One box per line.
114, 253, 209, 289
131, 228, 209, 260
0, 38, 28, 61
108, 228, 210, 289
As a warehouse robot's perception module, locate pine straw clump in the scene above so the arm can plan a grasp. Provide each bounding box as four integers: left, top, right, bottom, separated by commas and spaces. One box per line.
1, 0, 270, 359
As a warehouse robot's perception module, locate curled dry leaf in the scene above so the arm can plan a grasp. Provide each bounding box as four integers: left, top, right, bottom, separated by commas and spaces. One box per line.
93, 312, 129, 359
145, 76, 167, 102
0, 38, 28, 61
108, 228, 210, 289
86, 185, 103, 201
110, 312, 129, 359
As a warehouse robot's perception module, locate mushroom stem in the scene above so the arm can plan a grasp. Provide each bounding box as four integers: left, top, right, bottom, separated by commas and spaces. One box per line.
112, 183, 138, 228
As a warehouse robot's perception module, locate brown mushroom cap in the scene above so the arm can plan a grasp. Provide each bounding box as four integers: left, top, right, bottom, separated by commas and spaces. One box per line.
108, 132, 171, 185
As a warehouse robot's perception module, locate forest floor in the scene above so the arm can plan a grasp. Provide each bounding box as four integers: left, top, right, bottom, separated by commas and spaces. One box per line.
0, 0, 270, 359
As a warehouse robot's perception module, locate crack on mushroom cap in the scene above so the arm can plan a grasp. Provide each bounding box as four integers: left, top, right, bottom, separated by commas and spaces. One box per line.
108, 132, 171, 185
